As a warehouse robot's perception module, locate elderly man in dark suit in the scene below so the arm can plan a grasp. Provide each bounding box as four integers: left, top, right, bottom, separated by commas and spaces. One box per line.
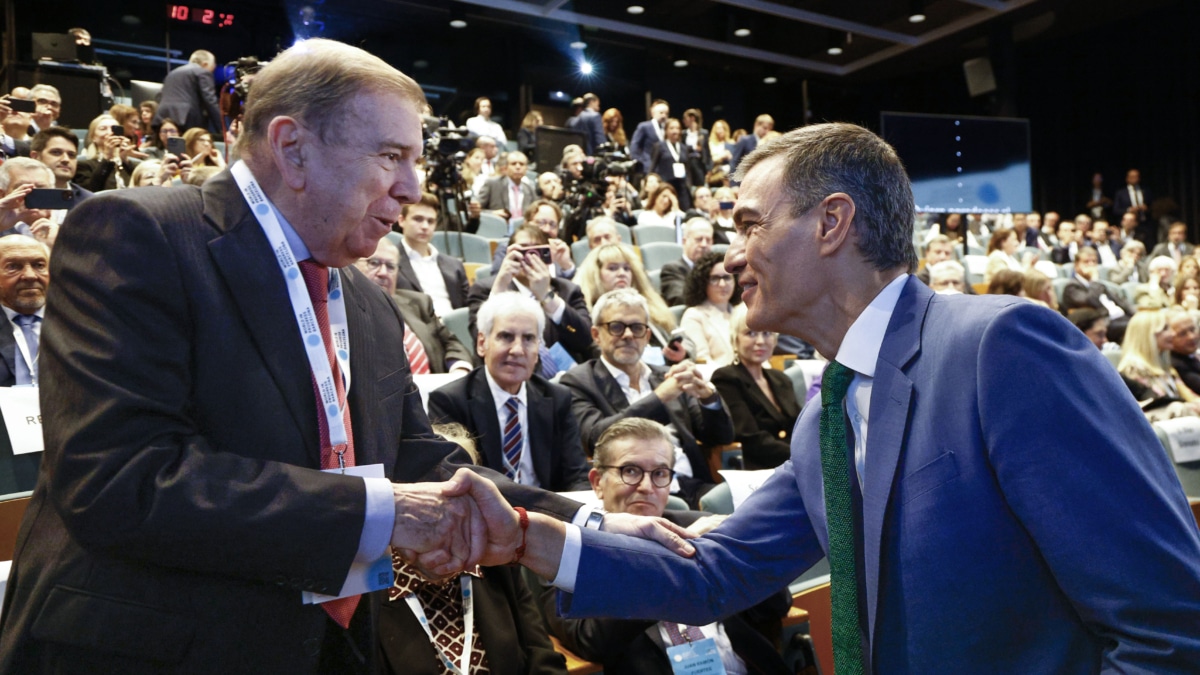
1168, 311, 1200, 394
0, 235, 48, 386
429, 292, 590, 493
357, 237, 474, 374
659, 218, 714, 306
0, 39, 590, 674
153, 49, 224, 133
629, 99, 669, 172
476, 151, 536, 222
393, 192, 469, 313
559, 288, 732, 507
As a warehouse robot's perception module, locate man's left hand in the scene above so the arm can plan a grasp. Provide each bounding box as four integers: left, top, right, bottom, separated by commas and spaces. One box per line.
548, 238, 573, 272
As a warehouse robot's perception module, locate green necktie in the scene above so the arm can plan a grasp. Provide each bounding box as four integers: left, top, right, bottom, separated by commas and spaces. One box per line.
820, 360, 865, 675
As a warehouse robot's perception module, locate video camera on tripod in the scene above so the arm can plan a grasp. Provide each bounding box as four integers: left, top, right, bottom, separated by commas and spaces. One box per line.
562, 142, 638, 240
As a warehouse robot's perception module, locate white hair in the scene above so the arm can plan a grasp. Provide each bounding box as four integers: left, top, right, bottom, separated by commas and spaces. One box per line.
477, 291, 545, 338
590, 288, 649, 326
1149, 256, 1177, 273
928, 260, 965, 282
0, 158, 55, 193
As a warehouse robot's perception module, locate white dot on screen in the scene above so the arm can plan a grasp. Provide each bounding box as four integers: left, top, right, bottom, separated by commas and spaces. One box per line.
955, 121, 960, 126
956, 151, 961, 156
955, 136, 961, 141
957, 167, 962, 172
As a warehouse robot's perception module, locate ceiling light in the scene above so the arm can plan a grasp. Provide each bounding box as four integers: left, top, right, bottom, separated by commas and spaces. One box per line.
580, 61, 593, 75
449, 19, 467, 28
763, 76, 777, 84
570, 41, 587, 50
909, 0, 926, 23
673, 59, 688, 67
827, 46, 843, 55
908, 13, 926, 23
734, 28, 751, 37
626, 5, 645, 15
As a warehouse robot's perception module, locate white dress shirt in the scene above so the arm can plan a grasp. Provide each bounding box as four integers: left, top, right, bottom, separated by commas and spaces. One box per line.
483, 369, 538, 487
598, 355, 695, 485
465, 116, 508, 147
401, 239, 454, 316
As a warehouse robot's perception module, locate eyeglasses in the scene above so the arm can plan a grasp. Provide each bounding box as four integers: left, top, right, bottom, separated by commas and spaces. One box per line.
601, 321, 649, 338
597, 464, 675, 488
708, 274, 735, 285
363, 258, 397, 272
531, 219, 558, 228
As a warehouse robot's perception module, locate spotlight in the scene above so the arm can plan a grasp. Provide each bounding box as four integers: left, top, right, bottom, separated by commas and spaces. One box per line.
627, 5, 644, 15
450, 19, 467, 28
763, 76, 777, 84
673, 59, 688, 68
827, 46, 843, 55
580, 61, 594, 75
909, 0, 926, 23
734, 28, 751, 37
570, 41, 587, 50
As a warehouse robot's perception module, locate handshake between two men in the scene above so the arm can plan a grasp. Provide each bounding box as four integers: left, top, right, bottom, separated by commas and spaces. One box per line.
390, 468, 698, 581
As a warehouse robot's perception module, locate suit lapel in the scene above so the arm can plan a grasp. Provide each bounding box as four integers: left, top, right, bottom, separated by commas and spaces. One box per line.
598, 361, 631, 413
0, 315, 16, 382
203, 174, 320, 465
861, 277, 927, 649
526, 380, 554, 488
396, 250, 423, 294
468, 372, 505, 472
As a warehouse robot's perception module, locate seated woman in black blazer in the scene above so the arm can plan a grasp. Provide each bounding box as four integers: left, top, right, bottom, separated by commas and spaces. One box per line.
711, 305, 801, 470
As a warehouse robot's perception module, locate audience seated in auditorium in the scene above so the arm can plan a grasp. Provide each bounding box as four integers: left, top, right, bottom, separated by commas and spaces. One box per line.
1107, 240, 1148, 284
576, 243, 687, 365
393, 193, 469, 314
1069, 308, 1112, 351
1134, 256, 1177, 310
680, 251, 742, 367
1087, 220, 1119, 266
647, 118, 695, 211
491, 200, 575, 279
711, 305, 800, 470
559, 288, 732, 507
536, 171, 563, 203
183, 127, 225, 168
184, 165, 220, 187
927, 260, 967, 294
0, 235, 49, 386
465, 96, 508, 147
29, 127, 89, 208
140, 117, 180, 160
629, 99, 670, 172
1023, 269, 1058, 311
984, 227, 1027, 285
1, 96, 31, 156
636, 182, 686, 229
1118, 309, 1200, 421
1061, 246, 1133, 341
357, 238, 473, 374
600, 181, 637, 227
27, 84, 61, 134
129, 161, 161, 187
986, 269, 1026, 297
0, 158, 58, 246
469, 225, 596, 371
428, 292, 590, 492
74, 113, 142, 191
379, 421, 568, 675
1173, 273, 1200, 316
1168, 311, 1200, 396
660, 218, 714, 306
540, 417, 791, 675
917, 235, 953, 286
475, 135, 500, 177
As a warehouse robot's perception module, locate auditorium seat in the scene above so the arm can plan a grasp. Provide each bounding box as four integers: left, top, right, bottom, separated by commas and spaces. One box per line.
476, 212, 510, 239
633, 225, 676, 245
571, 239, 591, 266
699, 482, 734, 515
432, 231, 491, 264
1152, 420, 1200, 498
648, 268, 662, 294
442, 307, 472, 350
639, 242, 684, 271
614, 222, 633, 245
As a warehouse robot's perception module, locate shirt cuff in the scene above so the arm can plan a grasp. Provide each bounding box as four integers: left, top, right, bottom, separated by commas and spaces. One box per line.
356, 476, 395, 563
550, 523, 582, 592
448, 359, 473, 373
547, 298, 567, 324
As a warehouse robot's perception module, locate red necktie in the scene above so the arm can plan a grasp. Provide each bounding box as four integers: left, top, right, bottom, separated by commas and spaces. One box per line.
298, 260, 360, 629
403, 325, 431, 375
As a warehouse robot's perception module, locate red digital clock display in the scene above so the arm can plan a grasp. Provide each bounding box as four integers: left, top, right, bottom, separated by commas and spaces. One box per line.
167, 4, 235, 28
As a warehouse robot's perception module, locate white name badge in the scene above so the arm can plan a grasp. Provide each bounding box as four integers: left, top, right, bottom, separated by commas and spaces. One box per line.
302, 463, 392, 604
0, 386, 43, 455
1155, 417, 1200, 464
666, 637, 726, 675
673, 162, 687, 179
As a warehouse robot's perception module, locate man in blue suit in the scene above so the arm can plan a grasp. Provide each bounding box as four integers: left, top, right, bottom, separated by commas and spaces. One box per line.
727, 114, 774, 175
565, 93, 605, 157
629, 99, 669, 172
467, 122, 1200, 673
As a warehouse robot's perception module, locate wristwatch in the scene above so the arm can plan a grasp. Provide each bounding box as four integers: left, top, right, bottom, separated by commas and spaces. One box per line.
541, 289, 558, 305
584, 510, 605, 531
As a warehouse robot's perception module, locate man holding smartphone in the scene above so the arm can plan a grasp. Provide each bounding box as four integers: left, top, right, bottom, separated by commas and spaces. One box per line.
0, 158, 58, 246
0, 96, 34, 159
29, 127, 91, 218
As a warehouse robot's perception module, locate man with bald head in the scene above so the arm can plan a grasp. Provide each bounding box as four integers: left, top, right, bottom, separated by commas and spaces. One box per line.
0, 235, 49, 386
0, 39, 586, 674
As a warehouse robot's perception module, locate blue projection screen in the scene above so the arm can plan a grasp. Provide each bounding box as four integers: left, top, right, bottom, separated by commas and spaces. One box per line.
880, 112, 1032, 214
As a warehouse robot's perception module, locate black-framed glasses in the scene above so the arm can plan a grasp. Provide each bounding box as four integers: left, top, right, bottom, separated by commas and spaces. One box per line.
601, 321, 649, 338
363, 258, 397, 272
597, 464, 675, 488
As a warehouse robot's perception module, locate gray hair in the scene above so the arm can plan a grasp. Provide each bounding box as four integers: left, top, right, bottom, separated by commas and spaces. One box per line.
28, 84, 60, 102
586, 217, 619, 239
1121, 240, 1146, 256
1149, 256, 1177, 273
238, 38, 426, 155
189, 50, 216, 67
477, 291, 545, 338
590, 287, 649, 325
682, 217, 713, 238
734, 122, 917, 272
593, 418, 677, 469
0, 158, 55, 194
928, 260, 965, 282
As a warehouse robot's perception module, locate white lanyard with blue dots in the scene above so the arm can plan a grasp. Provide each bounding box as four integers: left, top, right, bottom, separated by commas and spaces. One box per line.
231, 161, 353, 464
403, 576, 475, 675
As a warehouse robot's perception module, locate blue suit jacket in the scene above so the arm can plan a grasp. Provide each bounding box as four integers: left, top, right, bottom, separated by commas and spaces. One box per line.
728, 134, 758, 174
629, 120, 661, 172
562, 277, 1200, 673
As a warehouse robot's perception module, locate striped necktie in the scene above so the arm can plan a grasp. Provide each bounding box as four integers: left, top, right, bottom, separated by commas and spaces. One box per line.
403, 324, 430, 375
502, 396, 522, 480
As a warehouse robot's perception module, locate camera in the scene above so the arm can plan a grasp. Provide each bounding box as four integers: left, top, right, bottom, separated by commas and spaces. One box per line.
561, 143, 637, 240
220, 56, 265, 121
422, 116, 473, 191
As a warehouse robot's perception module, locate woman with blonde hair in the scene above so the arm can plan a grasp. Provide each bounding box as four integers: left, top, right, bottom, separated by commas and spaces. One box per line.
517, 110, 542, 158
76, 113, 139, 190
1118, 309, 1200, 419
577, 242, 687, 364
602, 107, 627, 151
708, 119, 733, 170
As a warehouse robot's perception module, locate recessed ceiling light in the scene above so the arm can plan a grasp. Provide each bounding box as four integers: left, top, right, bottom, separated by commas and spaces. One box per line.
449, 19, 467, 28
570, 41, 587, 50
908, 13, 926, 23
734, 28, 751, 37
827, 46, 843, 55
763, 76, 777, 84
673, 59, 688, 67
626, 5, 645, 15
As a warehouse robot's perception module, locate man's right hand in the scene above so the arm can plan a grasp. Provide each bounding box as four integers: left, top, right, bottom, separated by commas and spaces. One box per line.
654, 362, 692, 403
390, 478, 487, 578
0, 184, 34, 211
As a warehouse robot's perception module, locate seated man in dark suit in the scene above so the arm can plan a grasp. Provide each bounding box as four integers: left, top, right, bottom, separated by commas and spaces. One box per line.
490, 200, 577, 280
357, 238, 474, 374
1050, 219, 1079, 264
659, 218, 713, 306
0, 235, 48, 386
469, 225, 596, 370
476, 151, 536, 222
559, 288, 732, 507
1168, 310, 1200, 394
428, 291, 590, 492
1107, 240, 1149, 285
540, 417, 790, 675
1061, 245, 1134, 342
1149, 221, 1195, 263
394, 192, 469, 313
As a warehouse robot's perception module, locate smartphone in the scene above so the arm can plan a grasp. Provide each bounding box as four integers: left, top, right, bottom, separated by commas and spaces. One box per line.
24, 188, 76, 210
167, 136, 187, 156
718, 201, 735, 210
111, 125, 126, 138
5, 97, 36, 114
523, 245, 552, 265
667, 328, 686, 350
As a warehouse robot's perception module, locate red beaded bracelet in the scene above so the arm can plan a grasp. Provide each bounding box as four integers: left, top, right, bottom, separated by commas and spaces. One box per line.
511, 507, 529, 565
